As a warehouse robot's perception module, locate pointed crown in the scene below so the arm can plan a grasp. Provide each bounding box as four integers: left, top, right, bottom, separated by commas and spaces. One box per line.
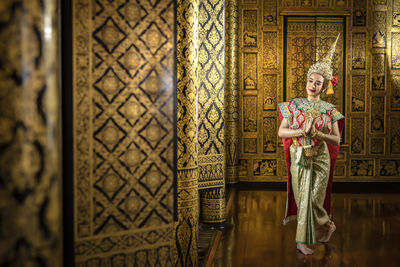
307, 33, 340, 81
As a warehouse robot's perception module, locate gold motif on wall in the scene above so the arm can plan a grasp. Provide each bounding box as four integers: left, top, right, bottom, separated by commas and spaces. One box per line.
300, 0, 313, 7
351, 118, 365, 154
335, 0, 346, 7
263, 117, 277, 153
243, 10, 257, 47
390, 118, 400, 154
371, 96, 385, 133
370, 138, 385, 155
352, 32, 366, 69
244, 138, 257, 153
391, 75, 400, 111
244, 52, 258, 90
351, 75, 366, 112
394, 0, 400, 26
353, 0, 366, 26
351, 160, 374, 176
380, 160, 400, 176
263, 0, 277, 25
243, 0, 258, 4
373, 0, 386, 5
286, 19, 315, 99
253, 159, 277, 176
263, 74, 277, 110
263, 32, 277, 69
286, 18, 344, 111
239, 159, 248, 177
372, 11, 386, 48
391, 33, 400, 69
318, 0, 330, 7
243, 95, 257, 132
334, 164, 346, 177
372, 54, 386, 91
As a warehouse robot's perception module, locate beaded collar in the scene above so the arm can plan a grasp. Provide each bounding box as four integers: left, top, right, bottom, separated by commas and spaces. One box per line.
291, 98, 335, 114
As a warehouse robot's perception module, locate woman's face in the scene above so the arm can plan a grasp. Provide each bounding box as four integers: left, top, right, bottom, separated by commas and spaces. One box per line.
306, 73, 325, 97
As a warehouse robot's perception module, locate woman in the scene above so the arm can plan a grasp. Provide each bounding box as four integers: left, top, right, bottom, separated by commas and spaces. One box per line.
278, 35, 344, 255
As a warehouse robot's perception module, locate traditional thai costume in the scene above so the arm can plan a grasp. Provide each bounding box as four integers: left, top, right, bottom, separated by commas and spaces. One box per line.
278, 98, 344, 244
279, 33, 345, 245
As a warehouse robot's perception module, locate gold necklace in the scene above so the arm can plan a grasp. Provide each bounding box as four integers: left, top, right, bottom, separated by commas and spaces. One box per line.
305, 100, 321, 120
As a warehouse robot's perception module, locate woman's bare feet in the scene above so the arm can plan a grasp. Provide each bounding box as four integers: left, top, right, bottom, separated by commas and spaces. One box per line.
297, 243, 314, 255
319, 221, 336, 243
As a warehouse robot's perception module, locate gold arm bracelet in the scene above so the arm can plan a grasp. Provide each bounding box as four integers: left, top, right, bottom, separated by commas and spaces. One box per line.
293, 129, 305, 137
315, 131, 325, 139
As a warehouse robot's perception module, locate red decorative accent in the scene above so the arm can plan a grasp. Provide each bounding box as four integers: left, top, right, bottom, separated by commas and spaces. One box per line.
331, 76, 337, 86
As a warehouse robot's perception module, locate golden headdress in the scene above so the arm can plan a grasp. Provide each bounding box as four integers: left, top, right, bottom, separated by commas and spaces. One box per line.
307, 33, 340, 95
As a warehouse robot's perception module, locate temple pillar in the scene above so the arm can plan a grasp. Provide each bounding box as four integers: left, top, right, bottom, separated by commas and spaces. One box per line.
175, 0, 200, 266
0, 0, 62, 266
197, 0, 226, 224
225, 0, 240, 184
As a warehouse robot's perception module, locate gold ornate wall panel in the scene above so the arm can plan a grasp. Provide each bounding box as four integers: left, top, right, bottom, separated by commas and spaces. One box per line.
372, 53, 386, 91
73, 0, 175, 264
351, 75, 366, 112
394, 0, 400, 26
0, 0, 62, 265
287, 18, 345, 111
352, 32, 366, 69
353, 0, 367, 26
391, 75, 400, 110
372, 11, 387, 48
237, 0, 400, 181
175, 0, 199, 265
225, 0, 240, 184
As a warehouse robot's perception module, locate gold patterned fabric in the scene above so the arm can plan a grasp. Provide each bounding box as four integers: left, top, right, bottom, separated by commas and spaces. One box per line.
289, 142, 331, 244
279, 98, 344, 244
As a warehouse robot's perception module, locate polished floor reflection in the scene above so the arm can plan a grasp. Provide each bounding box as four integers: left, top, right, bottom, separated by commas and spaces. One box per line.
213, 188, 400, 267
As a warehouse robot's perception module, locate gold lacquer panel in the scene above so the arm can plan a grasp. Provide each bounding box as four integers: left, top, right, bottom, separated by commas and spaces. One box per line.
243, 10, 258, 47
243, 95, 258, 132
391, 75, 400, 111
353, 0, 367, 26
73, 0, 175, 264
352, 32, 366, 70
351, 118, 366, 155
263, 0, 277, 25
390, 118, 400, 154
351, 75, 366, 112
394, 0, 400, 26
263, 117, 277, 153
286, 17, 344, 112
371, 96, 385, 134
391, 33, 400, 69
263, 74, 277, 110
244, 53, 258, 90
371, 54, 386, 91
372, 11, 386, 48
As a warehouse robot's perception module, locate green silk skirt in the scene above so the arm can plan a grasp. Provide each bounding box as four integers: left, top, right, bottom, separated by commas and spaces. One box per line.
289, 141, 331, 244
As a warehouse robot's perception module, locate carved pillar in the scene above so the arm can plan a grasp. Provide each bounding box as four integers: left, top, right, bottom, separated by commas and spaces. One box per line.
0, 0, 62, 266
175, 0, 199, 266
197, 0, 226, 223
73, 0, 176, 264
225, 0, 240, 184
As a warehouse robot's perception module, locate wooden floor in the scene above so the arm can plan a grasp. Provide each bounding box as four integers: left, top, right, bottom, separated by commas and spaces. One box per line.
212, 188, 400, 267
